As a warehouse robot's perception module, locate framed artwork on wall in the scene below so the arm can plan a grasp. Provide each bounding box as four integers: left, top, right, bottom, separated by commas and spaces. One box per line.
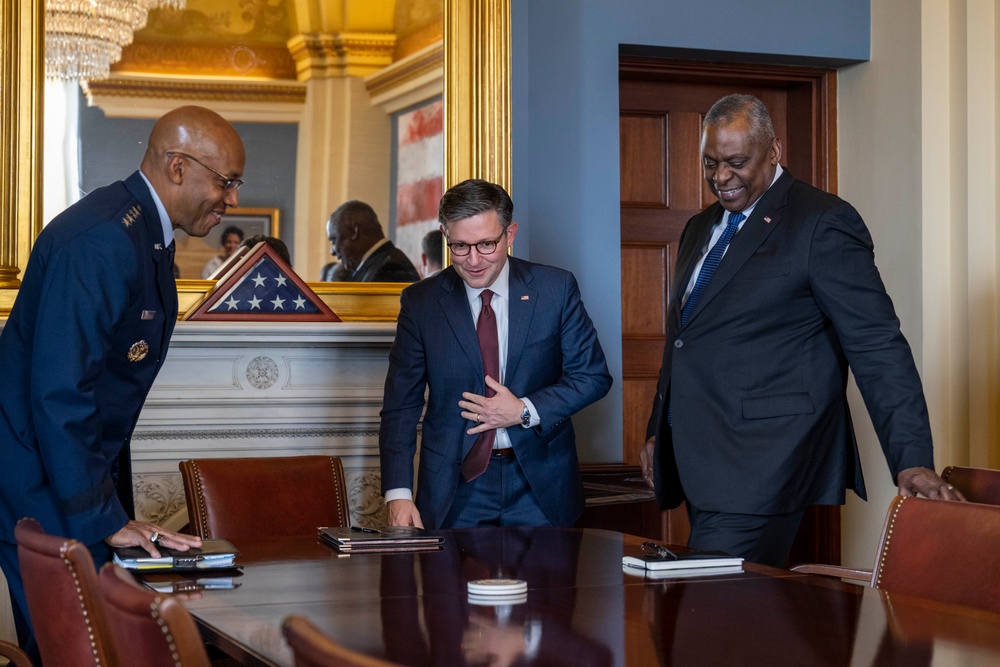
174, 207, 280, 280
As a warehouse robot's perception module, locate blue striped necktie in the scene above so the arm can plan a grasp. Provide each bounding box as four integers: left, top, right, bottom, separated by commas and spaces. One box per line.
680, 211, 745, 327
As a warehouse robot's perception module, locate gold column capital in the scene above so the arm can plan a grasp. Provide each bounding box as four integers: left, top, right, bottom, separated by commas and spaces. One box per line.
287, 32, 397, 81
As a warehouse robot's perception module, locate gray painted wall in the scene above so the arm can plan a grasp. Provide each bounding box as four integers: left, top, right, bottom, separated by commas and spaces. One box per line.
78, 96, 299, 262
511, 0, 871, 461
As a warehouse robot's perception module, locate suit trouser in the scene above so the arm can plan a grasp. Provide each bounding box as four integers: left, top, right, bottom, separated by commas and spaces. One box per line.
441, 453, 554, 528
685, 502, 806, 569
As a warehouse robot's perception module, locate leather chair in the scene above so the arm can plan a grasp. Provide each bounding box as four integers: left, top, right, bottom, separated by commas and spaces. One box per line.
941, 465, 1000, 505
179, 456, 350, 540
792, 495, 1000, 613
14, 517, 118, 666
0, 641, 32, 667
98, 563, 210, 667
282, 615, 398, 667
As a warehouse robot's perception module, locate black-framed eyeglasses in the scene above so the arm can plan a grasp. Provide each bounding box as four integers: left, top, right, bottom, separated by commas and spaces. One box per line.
641, 542, 678, 561
446, 228, 508, 257
167, 151, 244, 191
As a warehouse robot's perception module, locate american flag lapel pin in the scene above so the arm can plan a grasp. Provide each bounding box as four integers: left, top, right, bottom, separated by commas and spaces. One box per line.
764, 216, 772, 223
521, 295, 530, 301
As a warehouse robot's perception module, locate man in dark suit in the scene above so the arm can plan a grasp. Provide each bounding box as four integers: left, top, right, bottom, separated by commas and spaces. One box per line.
0, 105, 244, 658
326, 200, 420, 282
642, 94, 962, 567
380, 179, 611, 528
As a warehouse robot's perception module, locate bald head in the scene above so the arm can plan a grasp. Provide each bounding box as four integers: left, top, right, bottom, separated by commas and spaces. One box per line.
141, 106, 246, 238
143, 106, 243, 167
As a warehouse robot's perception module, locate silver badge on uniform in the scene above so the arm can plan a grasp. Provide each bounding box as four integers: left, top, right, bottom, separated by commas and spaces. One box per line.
127, 340, 149, 362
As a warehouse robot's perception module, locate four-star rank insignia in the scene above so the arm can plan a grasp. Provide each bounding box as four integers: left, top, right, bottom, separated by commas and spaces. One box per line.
121, 205, 141, 228
127, 340, 149, 362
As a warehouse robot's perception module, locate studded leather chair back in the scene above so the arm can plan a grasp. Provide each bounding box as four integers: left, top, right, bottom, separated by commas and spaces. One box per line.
179, 456, 350, 540
14, 517, 118, 667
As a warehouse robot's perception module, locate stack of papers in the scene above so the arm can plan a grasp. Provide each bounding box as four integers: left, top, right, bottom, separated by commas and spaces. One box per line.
113, 539, 240, 571
319, 526, 444, 553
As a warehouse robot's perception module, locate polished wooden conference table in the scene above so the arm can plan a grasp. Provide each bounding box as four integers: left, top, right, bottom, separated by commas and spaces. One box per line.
146, 527, 1000, 666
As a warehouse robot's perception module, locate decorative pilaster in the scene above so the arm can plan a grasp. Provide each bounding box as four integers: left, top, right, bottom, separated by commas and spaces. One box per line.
444, 0, 511, 193
0, 0, 42, 304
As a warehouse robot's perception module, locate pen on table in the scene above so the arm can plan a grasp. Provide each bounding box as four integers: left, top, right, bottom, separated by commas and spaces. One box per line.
351, 526, 382, 534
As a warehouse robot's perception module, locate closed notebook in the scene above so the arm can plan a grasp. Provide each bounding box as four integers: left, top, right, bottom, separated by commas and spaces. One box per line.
318, 526, 444, 552
622, 551, 743, 571
113, 539, 240, 571
622, 563, 745, 579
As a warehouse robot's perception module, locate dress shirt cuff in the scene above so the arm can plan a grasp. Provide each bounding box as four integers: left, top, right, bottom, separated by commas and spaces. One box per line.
384, 488, 413, 502
521, 397, 541, 428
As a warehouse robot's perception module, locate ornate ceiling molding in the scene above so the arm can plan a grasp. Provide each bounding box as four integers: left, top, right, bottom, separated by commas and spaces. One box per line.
287, 31, 396, 81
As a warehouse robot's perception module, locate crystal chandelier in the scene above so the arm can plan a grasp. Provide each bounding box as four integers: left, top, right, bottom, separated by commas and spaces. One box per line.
45, 0, 186, 81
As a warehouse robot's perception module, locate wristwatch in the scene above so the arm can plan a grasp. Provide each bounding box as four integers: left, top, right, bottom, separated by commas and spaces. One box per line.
520, 401, 532, 427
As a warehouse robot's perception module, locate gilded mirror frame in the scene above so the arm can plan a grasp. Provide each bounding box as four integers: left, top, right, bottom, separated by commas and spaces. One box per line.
0, 0, 511, 321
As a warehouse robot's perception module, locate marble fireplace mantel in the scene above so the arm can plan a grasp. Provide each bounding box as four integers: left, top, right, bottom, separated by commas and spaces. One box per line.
130, 320, 398, 529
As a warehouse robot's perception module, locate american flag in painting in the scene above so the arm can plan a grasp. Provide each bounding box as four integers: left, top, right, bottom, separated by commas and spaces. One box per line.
207, 255, 320, 314
395, 98, 444, 264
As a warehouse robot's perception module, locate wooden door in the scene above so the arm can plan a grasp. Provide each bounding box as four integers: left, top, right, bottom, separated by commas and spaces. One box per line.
619, 57, 840, 563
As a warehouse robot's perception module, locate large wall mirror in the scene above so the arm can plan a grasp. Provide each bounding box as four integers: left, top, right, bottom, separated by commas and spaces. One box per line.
0, 0, 511, 320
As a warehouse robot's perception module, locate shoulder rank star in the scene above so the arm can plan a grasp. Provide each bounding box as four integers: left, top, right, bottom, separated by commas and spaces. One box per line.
121, 205, 141, 228
127, 340, 149, 362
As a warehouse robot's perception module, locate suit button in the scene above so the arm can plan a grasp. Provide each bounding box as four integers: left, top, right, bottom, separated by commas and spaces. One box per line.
674, 340, 683, 348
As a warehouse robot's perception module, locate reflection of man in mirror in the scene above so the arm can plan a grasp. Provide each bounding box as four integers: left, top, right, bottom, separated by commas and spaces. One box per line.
326, 200, 419, 282
420, 229, 444, 279
380, 179, 612, 530
201, 224, 244, 278
242, 234, 291, 267
0, 105, 244, 661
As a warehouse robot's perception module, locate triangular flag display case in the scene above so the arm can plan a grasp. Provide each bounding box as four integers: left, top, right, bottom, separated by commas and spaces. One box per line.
184, 242, 340, 322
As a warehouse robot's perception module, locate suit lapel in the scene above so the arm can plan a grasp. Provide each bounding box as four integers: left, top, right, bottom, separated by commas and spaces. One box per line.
681, 170, 793, 327
439, 270, 483, 372
505, 258, 536, 380
124, 172, 177, 335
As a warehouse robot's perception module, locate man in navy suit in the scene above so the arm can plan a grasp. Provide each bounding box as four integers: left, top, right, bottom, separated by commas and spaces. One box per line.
380, 179, 611, 528
642, 94, 963, 567
0, 106, 244, 658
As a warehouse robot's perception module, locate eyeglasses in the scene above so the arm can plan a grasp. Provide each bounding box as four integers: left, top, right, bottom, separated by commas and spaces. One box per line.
167, 151, 244, 191
446, 229, 508, 257
641, 542, 679, 560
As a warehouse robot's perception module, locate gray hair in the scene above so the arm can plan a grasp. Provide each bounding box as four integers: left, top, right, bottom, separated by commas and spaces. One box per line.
704, 94, 775, 147
438, 179, 513, 228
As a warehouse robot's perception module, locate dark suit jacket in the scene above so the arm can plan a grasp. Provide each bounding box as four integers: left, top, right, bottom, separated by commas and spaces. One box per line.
350, 240, 419, 282
0, 171, 177, 546
646, 169, 933, 515
379, 257, 612, 528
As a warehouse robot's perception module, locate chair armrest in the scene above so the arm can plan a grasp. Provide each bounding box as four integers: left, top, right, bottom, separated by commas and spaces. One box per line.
790, 563, 873, 584
0, 639, 33, 667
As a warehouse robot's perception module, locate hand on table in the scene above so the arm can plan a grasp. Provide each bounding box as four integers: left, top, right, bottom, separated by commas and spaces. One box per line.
388, 499, 425, 528
104, 520, 202, 558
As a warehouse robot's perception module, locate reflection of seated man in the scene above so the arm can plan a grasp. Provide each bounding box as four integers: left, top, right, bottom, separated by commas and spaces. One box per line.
419, 229, 444, 279
201, 225, 244, 278
241, 234, 291, 266
320, 259, 350, 282
326, 201, 419, 282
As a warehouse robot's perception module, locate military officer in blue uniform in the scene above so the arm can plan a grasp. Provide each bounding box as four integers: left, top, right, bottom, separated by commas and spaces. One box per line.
0, 105, 245, 661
